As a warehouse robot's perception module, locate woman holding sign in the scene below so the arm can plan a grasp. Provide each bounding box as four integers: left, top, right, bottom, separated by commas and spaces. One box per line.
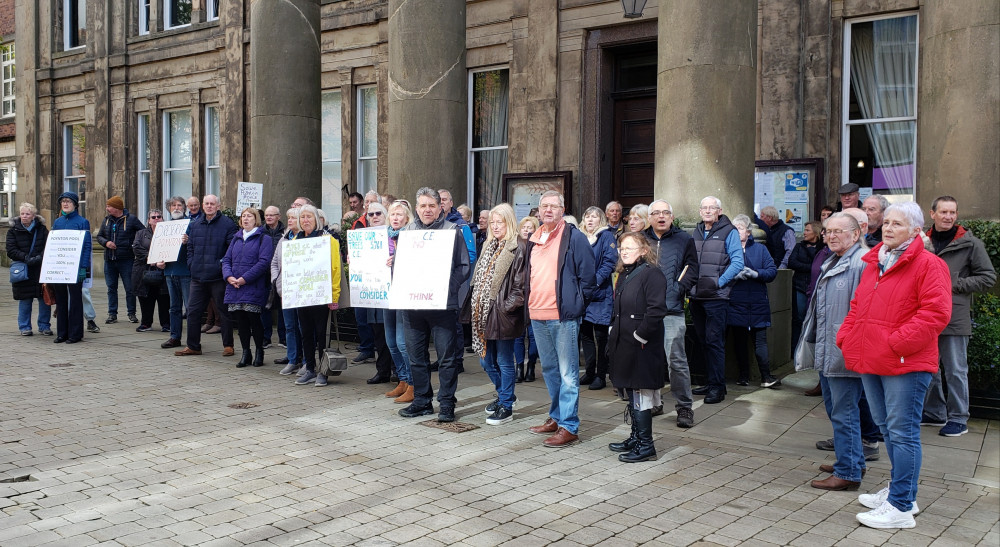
132, 209, 170, 333
291, 204, 342, 386
470, 203, 527, 426
50, 192, 92, 343
222, 208, 275, 368
384, 200, 414, 402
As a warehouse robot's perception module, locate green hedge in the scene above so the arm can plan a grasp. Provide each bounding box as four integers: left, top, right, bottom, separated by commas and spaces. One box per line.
965, 219, 1000, 391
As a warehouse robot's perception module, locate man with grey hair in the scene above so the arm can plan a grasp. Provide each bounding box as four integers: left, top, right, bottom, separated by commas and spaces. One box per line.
922, 196, 997, 437
758, 205, 795, 268
605, 201, 624, 239
862, 194, 890, 247
689, 196, 743, 404
397, 187, 471, 423
158, 196, 192, 349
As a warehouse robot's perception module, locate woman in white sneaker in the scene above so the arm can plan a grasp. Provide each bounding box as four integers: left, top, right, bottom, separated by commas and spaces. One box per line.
838, 201, 953, 529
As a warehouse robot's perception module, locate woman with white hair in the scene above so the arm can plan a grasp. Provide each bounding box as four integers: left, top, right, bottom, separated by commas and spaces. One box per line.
6, 202, 51, 335
627, 204, 649, 233
838, 201, 952, 529
384, 201, 415, 402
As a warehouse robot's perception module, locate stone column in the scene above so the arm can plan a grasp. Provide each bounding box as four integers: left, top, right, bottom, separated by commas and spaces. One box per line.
918, 0, 999, 219
387, 0, 466, 204
654, 0, 758, 224
250, 0, 321, 210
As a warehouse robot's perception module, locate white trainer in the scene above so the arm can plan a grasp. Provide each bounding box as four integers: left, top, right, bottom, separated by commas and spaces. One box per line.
858, 483, 919, 514
857, 500, 916, 529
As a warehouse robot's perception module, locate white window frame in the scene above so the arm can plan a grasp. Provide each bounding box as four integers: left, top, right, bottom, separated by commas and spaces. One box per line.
1, 43, 13, 118
841, 12, 919, 194
321, 90, 343, 222
207, 0, 219, 21
356, 85, 377, 195
63, 0, 86, 50
64, 124, 87, 218
165, 0, 192, 30
137, 114, 150, 222
162, 109, 193, 206
0, 164, 16, 222
466, 65, 510, 207
138, 0, 151, 35
204, 105, 221, 197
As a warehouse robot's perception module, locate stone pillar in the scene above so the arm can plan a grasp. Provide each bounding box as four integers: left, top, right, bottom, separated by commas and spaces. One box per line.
654, 0, 758, 224
918, 0, 999, 220
250, 0, 321, 211
387, 0, 466, 204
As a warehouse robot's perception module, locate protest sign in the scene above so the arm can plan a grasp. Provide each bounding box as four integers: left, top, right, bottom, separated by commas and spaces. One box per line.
40, 230, 87, 283
281, 237, 333, 309
347, 226, 392, 308
146, 219, 191, 264
236, 181, 264, 213
389, 229, 455, 310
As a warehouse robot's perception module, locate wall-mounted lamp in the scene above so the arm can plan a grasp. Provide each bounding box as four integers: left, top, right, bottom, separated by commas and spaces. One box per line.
621, 0, 648, 19
856, 159, 865, 168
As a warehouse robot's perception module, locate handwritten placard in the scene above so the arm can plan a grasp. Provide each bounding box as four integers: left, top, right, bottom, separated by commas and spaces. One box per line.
40, 230, 87, 283
236, 181, 264, 213
281, 237, 333, 309
347, 226, 392, 308
146, 219, 191, 264
389, 229, 455, 310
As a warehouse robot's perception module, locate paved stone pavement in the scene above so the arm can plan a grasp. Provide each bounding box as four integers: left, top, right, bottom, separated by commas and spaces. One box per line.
0, 272, 997, 546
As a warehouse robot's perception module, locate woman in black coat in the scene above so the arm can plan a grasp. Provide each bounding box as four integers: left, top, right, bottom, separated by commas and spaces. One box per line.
131, 209, 170, 332
606, 232, 668, 463
6, 203, 51, 335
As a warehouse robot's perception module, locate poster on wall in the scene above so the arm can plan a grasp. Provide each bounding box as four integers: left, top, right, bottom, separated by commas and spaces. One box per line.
754, 159, 824, 234
346, 226, 392, 308
501, 172, 573, 221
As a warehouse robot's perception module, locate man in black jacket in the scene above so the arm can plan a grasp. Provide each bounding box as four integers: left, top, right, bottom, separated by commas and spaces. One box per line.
644, 200, 699, 428
96, 196, 144, 323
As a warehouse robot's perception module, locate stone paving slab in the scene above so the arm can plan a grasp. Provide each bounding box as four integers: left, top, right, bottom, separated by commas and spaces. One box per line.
0, 270, 997, 545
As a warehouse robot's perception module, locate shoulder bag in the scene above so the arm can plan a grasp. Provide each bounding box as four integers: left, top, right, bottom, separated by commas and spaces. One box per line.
9, 230, 38, 284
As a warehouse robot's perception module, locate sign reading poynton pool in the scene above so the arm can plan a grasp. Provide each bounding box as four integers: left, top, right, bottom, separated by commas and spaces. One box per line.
388, 229, 455, 310
39, 230, 87, 283
281, 237, 333, 309
146, 219, 191, 264
347, 226, 391, 308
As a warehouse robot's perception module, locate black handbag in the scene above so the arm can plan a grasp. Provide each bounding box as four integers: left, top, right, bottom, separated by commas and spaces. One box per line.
142, 268, 164, 286
9, 230, 38, 284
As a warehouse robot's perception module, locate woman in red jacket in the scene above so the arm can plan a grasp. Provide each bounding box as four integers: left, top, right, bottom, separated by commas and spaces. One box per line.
837, 201, 952, 530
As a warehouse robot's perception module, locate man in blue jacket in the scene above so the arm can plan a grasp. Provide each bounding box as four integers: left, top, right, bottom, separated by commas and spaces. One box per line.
96, 195, 144, 324
525, 190, 597, 447
175, 195, 238, 357
158, 196, 192, 349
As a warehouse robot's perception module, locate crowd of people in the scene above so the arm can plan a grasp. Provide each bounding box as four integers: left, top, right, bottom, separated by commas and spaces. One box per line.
7, 182, 995, 530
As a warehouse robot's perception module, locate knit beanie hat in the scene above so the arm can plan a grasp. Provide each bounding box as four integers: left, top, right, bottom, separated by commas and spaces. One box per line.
107, 196, 125, 210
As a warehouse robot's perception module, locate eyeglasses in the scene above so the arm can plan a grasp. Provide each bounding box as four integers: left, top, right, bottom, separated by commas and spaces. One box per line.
649, 210, 672, 216
826, 229, 855, 236
489, 221, 505, 227
367, 211, 384, 217
619, 246, 641, 253
539, 203, 563, 210
149, 215, 162, 219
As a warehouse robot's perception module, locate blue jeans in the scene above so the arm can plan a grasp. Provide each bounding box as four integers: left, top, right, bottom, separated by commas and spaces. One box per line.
354, 307, 375, 354
18, 297, 51, 332
81, 287, 96, 321
104, 258, 136, 315
819, 373, 866, 482
282, 308, 302, 364
531, 318, 581, 434
403, 309, 460, 410
384, 309, 411, 384
821, 377, 884, 444
165, 274, 190, 341
480, 339, 516, 409
514, 323, 537, 364
861, 371, 932, 513
924, 335, 970, 425
690, 299, 729, 389
792, 290, 808, 352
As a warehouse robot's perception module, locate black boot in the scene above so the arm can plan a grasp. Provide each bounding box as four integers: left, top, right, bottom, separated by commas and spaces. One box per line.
252, 346, 264, 367
619, 409, 657, 463
525, 362, 536, 382
516, 363, 525, 383
236, 348, 252, 368
609, 407, 638, 453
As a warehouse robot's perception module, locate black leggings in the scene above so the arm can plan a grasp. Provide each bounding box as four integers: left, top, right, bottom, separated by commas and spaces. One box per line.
139, 283, 170, 328
297, 306, 330, 371
233, 310, 264, 354
730, 326, 772, 381
581, 319, 610, 377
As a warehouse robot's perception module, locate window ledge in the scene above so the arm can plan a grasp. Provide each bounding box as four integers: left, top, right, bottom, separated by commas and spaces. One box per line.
52, 47, 87, 60
127, 19, 221, 45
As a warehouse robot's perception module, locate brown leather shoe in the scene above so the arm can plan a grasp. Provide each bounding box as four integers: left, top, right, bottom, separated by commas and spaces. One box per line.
394, 384, 414, 403
810, 475, 861, 491
386, 381, 408, 398
529, 418, 558, 435
543, 427, 579, 448
819, 464, 866, 478
174, 347, 202, 356
804, 382, 822, 396
161, 338, 181, 349
222, 346, 235, 357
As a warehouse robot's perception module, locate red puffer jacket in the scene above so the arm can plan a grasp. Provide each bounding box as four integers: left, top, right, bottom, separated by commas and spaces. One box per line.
837, 240, 952, 376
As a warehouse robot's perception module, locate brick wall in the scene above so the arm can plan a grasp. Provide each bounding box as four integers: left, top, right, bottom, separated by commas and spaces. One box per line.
0, 0, 13, 38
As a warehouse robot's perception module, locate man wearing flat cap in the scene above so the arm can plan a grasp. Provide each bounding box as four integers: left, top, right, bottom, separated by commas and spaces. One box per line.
96, 195, 145, 324
838, 183, 861, 210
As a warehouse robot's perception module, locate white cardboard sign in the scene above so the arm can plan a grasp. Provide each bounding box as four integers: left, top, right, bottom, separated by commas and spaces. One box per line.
281, 237, 333, 309
236, 181, 264, 213
347, 226, 392, 308
40, 230, 87, 283
146, 219, 191, 264
388, 229, 455, 310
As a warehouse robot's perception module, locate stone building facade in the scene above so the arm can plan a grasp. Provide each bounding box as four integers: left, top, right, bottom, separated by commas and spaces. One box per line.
1, 0, 15, 224
11, 0, 999, 233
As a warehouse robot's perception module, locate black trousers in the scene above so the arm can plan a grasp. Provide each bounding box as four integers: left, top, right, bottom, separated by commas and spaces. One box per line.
581, 319, 610, 377
233, 309, 264, 353
297, 305, 329, 371
730, 326, 772, 381
138, 283, 170, 328
373, 322, 393, 379
185, 279, 233, 350
403, 309, 461, 410
54, 280, 84, 342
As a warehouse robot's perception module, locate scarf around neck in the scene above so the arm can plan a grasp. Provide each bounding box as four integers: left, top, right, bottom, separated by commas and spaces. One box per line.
471, 238, 518, 357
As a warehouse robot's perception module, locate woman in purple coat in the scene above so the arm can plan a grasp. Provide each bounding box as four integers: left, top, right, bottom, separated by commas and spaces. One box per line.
222, 208, 275, 368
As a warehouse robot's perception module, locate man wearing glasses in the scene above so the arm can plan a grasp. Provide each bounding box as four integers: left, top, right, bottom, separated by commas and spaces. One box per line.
689, 196, 743, 404
524, 190, 596, 447
643, 200, 699, 427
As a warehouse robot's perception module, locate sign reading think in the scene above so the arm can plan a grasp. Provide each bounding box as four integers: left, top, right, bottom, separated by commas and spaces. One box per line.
389, 229, 455, 310
40, 230, 87, 283
281, 237, 333, 309
236, 181, 264, 213
147, 219, 191, 264
347, 226, 392, 308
